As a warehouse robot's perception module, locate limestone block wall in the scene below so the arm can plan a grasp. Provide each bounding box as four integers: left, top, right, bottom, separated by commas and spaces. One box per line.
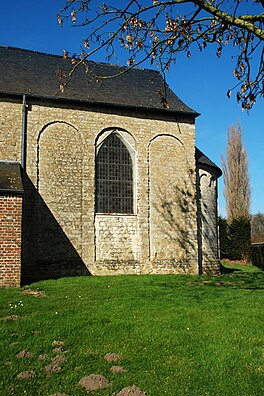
95, 215, 141, 275
148, 135, 197, 273
197, 168, 220, 274
0, 101, 21, 162
0, 98, 199, 281
0, 194, 22, 287
37, 123, 83, 259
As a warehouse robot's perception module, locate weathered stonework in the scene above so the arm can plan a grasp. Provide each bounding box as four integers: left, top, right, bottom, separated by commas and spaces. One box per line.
95, 215, 140, 261
0, 99, 200, 283
197, 167, 221, 275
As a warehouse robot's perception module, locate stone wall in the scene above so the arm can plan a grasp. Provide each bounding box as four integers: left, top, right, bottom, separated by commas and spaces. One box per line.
197, 168, 220, 275
0, 194, 22, 287
149, 135, 197, 273
0, 98, 198, 282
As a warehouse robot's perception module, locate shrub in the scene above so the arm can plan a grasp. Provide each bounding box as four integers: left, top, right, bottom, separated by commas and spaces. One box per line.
219, 216, 251, 261
251, 243, 264, 270
228, 217, 251, 261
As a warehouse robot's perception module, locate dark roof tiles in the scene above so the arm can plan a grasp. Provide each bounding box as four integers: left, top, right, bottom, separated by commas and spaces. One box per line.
0, 46, 198, 116
196, 147, 222, 178
0, 161, 24, 194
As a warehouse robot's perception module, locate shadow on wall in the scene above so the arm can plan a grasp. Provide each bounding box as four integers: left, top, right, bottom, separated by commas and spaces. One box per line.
196, 171, 219, 273
21, 172, 90, 286
152, 169, 197, 272
152, 168, 219, 274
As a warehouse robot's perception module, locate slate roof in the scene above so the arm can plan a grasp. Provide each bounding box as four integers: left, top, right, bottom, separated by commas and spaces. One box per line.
0, 46, 198, 116
195, 148, 222, 178
0, 161, 24, 194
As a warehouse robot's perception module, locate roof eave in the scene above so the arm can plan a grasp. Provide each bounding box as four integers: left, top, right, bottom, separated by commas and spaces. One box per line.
0, 188, 24, 195
0, 91, 200, 119
198, 162, 222, 178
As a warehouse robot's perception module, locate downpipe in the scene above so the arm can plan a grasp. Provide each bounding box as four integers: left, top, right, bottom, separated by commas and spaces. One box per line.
21, 95, 27, 171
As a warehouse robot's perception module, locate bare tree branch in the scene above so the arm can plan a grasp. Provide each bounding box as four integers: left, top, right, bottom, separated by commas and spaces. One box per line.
58, 0, 264, 108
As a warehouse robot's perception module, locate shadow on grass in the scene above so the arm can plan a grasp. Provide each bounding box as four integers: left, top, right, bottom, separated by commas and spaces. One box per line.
219, 263, 264, 289
212, 271, 264, 290
220, 263, 241, 274
147, 268, 264, 291
234, 272, 264, 290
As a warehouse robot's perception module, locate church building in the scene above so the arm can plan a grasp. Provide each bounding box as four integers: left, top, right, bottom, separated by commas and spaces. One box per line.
0, 46, 222, 287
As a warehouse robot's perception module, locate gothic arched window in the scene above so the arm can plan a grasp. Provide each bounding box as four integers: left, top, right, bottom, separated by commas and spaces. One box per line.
95, 133, 134, 214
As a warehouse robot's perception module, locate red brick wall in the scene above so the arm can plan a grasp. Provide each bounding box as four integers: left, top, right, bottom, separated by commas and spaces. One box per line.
0, 194, 22, 287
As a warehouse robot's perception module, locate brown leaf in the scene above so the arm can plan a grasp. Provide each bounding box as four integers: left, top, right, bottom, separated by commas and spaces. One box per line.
57, 14, 63, 27
71, 11, 76, 23
126, 34, 133, 43
249, 94, 256, 104
216, 47, 222, 58
83, 39, 90, 48
127, 58, 135, 66
59, 83, 65, 93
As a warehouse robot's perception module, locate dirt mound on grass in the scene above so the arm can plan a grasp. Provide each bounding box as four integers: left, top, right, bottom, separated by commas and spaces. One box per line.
79, 374, 112, 391
21, 289, 46, 297
16, 349, 33, 358
49, 394, 69, 396
104, 353, 122, 362
52, 347, 66, 354
110, 365, 126, 373
44, 363, 62, 373
16, 371, 36, 379
38, 353, 50, 361
116, 385, 147, 395
1, 315, 20, 321
51, 355, 67, 364
52, 340, 65, 347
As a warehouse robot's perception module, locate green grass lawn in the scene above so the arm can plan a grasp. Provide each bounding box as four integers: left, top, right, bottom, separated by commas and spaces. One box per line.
0, 265, 263, 396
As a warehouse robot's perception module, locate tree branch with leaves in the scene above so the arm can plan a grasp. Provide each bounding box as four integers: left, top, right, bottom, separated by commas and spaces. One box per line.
57, 0, 264, 109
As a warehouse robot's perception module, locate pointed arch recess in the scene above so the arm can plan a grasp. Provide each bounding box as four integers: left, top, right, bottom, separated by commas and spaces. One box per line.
95, 128, 136, 214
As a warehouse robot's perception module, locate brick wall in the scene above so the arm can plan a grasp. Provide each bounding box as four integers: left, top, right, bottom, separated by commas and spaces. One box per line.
0, 194, 22, 287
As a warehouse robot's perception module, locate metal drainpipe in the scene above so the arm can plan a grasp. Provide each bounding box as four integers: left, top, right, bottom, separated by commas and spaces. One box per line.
21, 95, 27, 171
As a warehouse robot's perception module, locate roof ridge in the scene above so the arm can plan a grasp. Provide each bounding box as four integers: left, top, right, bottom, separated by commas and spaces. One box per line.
0, 45, 161, 75
0, 45, 63, 59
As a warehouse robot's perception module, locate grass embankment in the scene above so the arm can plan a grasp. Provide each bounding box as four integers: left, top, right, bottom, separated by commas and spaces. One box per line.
0, 265, 263, 395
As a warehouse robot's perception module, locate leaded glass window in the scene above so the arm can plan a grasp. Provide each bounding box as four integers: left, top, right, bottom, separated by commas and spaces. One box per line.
95, 133, 133, 214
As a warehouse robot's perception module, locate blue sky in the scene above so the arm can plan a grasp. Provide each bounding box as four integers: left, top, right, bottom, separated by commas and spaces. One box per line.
1, 0, 263, 216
